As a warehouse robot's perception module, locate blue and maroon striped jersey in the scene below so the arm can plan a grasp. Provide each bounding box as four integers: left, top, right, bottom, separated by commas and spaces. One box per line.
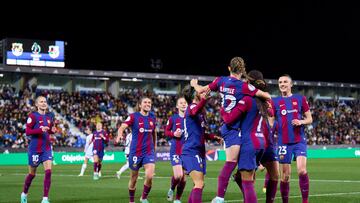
124, 112, 156, 156
221, 96, 268, 150
272, 94, 310, 145
165, 113, 185, 156
26, 112, 54, 153
182, 99, 215, 158
92, 130, 108, 152
209, 76, 258, 129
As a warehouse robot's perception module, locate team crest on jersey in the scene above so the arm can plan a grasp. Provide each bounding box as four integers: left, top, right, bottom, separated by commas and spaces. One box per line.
27, 117, 32, 124
292, 101, 298, 105
200, 163, 203, 168
139, 128, 144, 133
279, 155, 284, 160
281, 109, 287, 115
93, 150, 97, 155
133, 164, 137, 168
47, 120, 51, 124
150, 121, 153, 126
248, 84, 256, 91
39, 120, 43, 123
175, 159, 179, 163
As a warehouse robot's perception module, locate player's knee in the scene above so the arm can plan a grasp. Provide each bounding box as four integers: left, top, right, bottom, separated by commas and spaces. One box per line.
145, 172, 154, 180
194, 181, 204, 189
174, 173, 183, 180
297, 169, 307, 176
283, 174, 290, 182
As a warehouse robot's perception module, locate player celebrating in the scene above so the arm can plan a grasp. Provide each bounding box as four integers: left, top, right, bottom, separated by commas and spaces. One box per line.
20, 96, 56, 203
220, 70, 271, 203
116, 97, 157, 203
181, 84, 222, 203
271, 74, 312, 203
191, 57, 271, 203
116, 131, 132, 179
91, 122, 109, 180
78, 126, 94, 176
165, 97, 188, 203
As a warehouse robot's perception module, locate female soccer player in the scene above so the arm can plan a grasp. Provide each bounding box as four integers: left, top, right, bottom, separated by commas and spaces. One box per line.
181, 84, 222, 203
191, 57, 271, 203
91, 122, 109, 180
271, 74, 312, 203
165, 97, 188, 203
220, 70, 274, 203
116, 97, 157, 203
21, 96, 57, 203
78, 126, 94, 176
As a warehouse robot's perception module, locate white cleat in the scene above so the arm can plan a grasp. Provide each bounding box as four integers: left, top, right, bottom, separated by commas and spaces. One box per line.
116, 171, 121, 179
167, 189, 174, 201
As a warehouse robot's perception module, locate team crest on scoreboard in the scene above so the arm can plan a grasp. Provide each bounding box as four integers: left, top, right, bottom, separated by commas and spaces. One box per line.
48, 45, 60, 59
11, 43, 23, 56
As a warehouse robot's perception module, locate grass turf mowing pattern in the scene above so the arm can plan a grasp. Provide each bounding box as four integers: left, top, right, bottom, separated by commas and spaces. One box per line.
0, 158, 360, 203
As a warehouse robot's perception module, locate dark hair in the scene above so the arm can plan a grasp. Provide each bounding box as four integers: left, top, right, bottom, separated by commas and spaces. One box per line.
181, 85, 194, 105
247, 70, 270, 119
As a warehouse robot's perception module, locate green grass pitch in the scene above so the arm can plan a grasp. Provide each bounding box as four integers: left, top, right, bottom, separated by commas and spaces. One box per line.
1, 158, 360, 202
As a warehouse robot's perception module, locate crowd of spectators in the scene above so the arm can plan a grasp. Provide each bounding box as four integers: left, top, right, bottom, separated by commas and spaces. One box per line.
1, 84, 359, 150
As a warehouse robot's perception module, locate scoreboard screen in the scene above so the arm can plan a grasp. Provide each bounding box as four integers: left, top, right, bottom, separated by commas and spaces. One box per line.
4, 38, 65, 67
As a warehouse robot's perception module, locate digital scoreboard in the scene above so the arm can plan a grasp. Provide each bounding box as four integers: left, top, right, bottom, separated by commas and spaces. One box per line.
3, 38, 65, 67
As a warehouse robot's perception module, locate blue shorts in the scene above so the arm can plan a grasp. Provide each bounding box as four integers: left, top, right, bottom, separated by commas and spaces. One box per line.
220, 125, 241, 148
238, 143, 264, 171
28, 150, 53, 167
170, 153, 182, 166
93, 149, 104, 160
260, 146, 278, 164
128, 154, 155, 171
181, 154, 206, 175
277, 142, 307, 164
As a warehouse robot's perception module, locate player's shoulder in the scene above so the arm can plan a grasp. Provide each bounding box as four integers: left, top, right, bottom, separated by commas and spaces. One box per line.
149, 111, 156, 118
28, 111, 37, 117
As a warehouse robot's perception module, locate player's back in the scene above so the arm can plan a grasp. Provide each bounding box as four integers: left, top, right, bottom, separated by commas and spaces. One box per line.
182, 103, 206, 157
239, 96, 267, 150
210, 76, 258, 130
